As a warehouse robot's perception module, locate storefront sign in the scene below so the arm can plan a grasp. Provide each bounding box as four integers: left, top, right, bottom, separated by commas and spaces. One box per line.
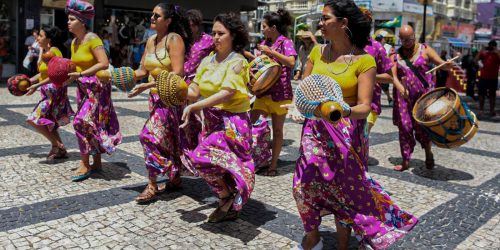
43, 0, 94, 9
372, 0, 403, 12
403, 2, 433, 15
457, 24, 474, 43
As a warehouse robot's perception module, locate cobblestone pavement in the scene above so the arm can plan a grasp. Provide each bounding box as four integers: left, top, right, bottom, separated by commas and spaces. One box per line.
0, 85, 499, 250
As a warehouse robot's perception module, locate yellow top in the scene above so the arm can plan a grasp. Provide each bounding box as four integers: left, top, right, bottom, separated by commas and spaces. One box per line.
38, 47, 63, 82
308, 45, 376, 104
143, 34, 172, 81
71, 36, 104, 72
193, 52, 250, 113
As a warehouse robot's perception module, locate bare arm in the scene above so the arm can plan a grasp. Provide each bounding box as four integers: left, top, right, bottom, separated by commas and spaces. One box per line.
349, 67, 376, 119
376, 73, 393, 84
301, 58, 314, 79
168, 34, 185, 76
243, 51, 256, 61
426, 46, 452, 71
180, 88, 235, 128
186, 83, 200, 101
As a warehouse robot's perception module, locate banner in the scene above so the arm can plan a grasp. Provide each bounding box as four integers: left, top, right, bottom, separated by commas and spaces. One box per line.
379, 16, 402, 28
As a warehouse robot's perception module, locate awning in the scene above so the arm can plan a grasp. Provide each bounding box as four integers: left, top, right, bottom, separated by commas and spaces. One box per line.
447, 38, 469, 48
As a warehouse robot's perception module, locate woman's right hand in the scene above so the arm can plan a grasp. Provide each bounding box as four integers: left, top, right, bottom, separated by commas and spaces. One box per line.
396, 77, 409, 100
280, 103, 305, 122
25, 85, 38, 96
128, 82, 149, 98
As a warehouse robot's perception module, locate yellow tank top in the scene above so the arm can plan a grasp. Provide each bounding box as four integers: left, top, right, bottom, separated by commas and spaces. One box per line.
71, 35, 104, 72
143, 34, 172, 83
309, 45, 376, 104
38, 47, 63, 82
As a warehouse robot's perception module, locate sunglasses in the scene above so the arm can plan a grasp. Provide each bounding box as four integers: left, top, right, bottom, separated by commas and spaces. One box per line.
152, 12, 161, 21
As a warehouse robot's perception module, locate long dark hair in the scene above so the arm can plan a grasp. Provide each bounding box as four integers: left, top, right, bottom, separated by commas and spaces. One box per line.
42, 26, 64, 51
263, 9, 292, 36
213, 12, 249, 54
324, 0, 372, 49
156, 3, 192, 54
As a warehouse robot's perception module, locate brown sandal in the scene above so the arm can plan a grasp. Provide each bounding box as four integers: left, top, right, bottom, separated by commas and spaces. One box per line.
265, 168, 278, 177
425, 157, 435, 170
136, 184, 160, 204
47, 147, 68, 160
208, 194, 238, 223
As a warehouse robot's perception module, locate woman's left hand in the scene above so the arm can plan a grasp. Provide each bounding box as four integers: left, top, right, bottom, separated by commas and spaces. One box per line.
63, 72, 80, 87
180, 104, 195, 129
258, 44, 273, 56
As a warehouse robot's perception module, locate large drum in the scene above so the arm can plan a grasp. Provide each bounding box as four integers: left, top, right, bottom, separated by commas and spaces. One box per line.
155, 70, 188, 106
248, 55, 281, 95
7, 74, 31, 96
47, 57, 76, 87
96, 66, 136, 92
294, 74, 347, 123
412, 87, 478, 148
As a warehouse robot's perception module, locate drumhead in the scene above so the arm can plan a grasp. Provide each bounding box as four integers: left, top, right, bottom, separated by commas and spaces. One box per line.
414, 88, 457, 123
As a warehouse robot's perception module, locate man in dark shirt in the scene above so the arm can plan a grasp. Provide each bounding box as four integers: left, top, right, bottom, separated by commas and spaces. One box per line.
476, 40, 500, 116
461, 48, 479, 100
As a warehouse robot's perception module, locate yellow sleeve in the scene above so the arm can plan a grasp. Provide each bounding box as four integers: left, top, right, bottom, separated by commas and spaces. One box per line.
357, 54, 376, 74
193, 56, 211, 84
88, 37, 104, 50
221, 58, 250, 95
50, 47, 63, 58
307, 45, 322, 64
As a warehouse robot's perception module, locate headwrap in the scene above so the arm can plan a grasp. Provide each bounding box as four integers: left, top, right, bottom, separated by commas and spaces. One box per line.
65, 0, 95, 27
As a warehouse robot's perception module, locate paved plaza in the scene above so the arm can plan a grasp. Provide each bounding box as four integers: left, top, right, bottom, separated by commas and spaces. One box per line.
0, 85, 499, 249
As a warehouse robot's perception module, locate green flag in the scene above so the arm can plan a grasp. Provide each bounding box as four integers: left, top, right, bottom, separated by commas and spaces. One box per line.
379, 16, 402, 28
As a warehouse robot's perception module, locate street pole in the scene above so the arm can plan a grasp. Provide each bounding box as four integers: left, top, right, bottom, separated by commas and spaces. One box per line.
421, 0, 427, 43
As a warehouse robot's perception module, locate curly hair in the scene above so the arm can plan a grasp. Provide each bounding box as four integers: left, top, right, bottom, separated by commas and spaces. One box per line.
187, 9, 203, 27
263, 8, 292, 36
42, 26, 64, 51
213, 12, 249, 54
324, 0, 372, 49
156, 3, 193, 54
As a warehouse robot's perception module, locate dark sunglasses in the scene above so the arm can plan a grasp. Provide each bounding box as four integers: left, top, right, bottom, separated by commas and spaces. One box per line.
152, 13, 161, 21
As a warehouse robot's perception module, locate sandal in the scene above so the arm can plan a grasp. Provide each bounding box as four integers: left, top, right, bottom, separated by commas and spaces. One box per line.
47, 147, 68, 161
158, 179, 182, 192
71, 162, 93, 182
136, 184, 160, 204
265, 168, 278, 177
393, 164, 409, 172
208, 194, 239, 223
425, 157, 435, 170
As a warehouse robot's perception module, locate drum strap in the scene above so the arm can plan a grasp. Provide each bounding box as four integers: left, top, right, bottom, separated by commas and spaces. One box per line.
404, 58, 429, 89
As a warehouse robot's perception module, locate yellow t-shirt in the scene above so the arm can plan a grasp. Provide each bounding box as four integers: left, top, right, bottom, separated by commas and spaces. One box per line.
308, 45, 376, 104
38, 47, 63, 82
193, 52, 250, 113
71, 35, 104, 72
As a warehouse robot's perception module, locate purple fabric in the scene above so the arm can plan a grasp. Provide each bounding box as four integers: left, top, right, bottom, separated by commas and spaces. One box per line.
184, 33, 214, 84
251, 115, 272, 170
185, 107, 255, 211
73, 76, 121, 155
27, 83, 74, 131
140, 93, 199, 178
365, 39, 392, 115
293, 118, 418, 249
257, 35, 297, 102
393, 44, 433, 162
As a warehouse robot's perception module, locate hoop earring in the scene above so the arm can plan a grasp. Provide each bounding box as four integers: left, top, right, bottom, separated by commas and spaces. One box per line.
345, 27, 353, 39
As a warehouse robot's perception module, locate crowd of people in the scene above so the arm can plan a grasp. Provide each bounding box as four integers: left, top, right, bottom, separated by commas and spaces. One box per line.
16, 0, 500, 249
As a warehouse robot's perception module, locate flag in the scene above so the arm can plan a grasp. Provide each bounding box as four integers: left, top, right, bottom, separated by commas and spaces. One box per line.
379, 16, 402, 28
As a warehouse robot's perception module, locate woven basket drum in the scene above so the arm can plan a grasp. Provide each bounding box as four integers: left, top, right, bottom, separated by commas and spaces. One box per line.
412, 87, 478, 148
294, 74, 345, 123
155, 70, 188, 106
248, 55, 281, 95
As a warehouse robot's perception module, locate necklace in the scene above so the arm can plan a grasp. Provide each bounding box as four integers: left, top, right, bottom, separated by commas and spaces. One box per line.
326, 44, 355, 75
154, 34, 168, 67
